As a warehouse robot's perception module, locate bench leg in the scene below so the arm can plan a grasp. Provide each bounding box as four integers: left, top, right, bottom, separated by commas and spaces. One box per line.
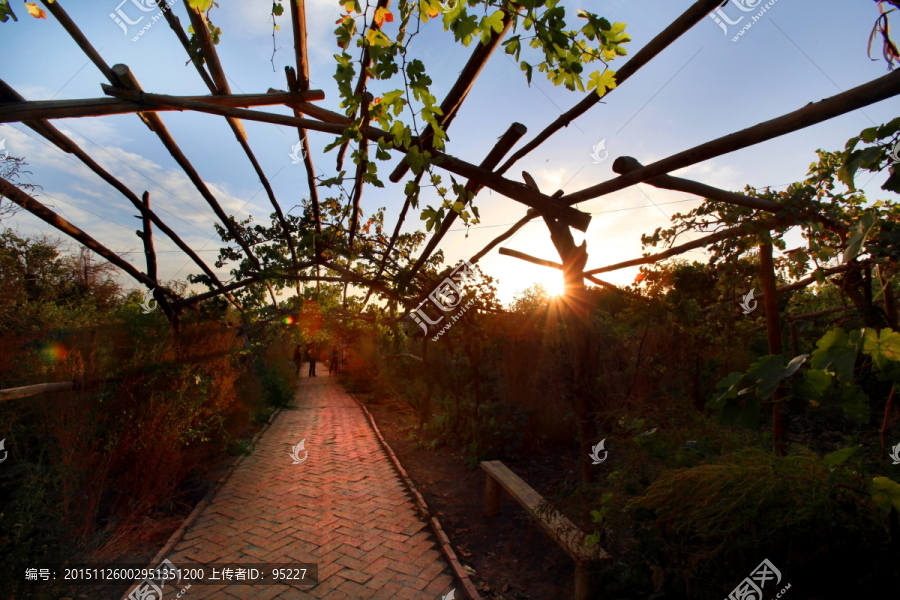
574, 563, 589, 600
484, 475, 502, 517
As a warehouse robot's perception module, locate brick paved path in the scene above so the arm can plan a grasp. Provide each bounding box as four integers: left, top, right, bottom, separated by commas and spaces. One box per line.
163, 370, 456, 600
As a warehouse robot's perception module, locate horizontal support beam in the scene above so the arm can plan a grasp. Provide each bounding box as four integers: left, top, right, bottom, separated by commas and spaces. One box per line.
498, 247, 563, 270
563, 69, 900, 205
100, 89, 591, 231
0, 90, 326, 123
612, 156, 849, 235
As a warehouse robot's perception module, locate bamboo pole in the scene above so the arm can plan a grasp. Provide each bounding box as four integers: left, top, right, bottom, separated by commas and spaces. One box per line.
0, 177, 176, 296
563, 69, 900, 205
495, 0, 725, 177
759, 243, 787, 456
0, 91, 326, 123
389, 7, 515, 182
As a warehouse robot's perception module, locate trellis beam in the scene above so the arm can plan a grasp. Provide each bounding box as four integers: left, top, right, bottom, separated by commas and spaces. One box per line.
495, 0, 725, 176
110, 64, 279, 307
612, 156, 850, 235
0, 91, 326, 123
563, 69, 900, 205
403, 122, 529, 287
0, 177, 176, 296
0, 79, 241, 311
98, 89, 592, 231
389, 7, 515, 182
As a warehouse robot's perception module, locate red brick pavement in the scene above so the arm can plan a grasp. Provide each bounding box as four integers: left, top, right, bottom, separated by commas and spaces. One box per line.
162, 371, 456, 600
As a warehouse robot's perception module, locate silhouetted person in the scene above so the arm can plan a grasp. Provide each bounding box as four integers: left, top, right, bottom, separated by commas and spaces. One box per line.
307, 345, 317, 377
293, 344, 303, 375
329, 346, 338, 375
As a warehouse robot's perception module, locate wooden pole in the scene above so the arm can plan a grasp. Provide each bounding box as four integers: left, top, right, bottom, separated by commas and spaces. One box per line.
0, 91, 326, 123
759, 243, 787, 456
612, 156, 849, 235
563, 69, 900, 205
336, 0, 392, 171
0, 177, 176, 296
495, 0, 725, 176
110, 64, 279, 308
402, 122, 529, 287
99, 88, 593, 232
138, 192, 157, 283
388, 7, 514, 182
347, 93, 373, 254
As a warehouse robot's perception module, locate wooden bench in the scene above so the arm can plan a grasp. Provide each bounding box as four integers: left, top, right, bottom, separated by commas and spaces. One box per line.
481, 460, 608, 600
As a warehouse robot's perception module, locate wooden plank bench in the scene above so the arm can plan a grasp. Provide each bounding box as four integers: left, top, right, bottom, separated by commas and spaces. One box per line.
481, 460, 608, 600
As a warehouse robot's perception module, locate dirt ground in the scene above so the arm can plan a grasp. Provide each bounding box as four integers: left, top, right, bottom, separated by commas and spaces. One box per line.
363, 394, 591, 600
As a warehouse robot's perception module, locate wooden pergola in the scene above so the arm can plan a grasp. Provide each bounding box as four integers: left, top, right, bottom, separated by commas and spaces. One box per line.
2, 0, 895, 323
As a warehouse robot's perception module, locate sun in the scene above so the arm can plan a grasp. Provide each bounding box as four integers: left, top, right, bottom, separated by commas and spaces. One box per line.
540, 272, 566, 297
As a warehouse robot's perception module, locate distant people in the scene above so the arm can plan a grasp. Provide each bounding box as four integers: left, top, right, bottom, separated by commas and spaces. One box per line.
307, 345, 317, 377
329, 346, 338, 375
293, 344, 303, 375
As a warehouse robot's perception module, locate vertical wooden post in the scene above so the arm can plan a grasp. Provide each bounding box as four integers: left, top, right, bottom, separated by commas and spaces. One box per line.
484, 474, 502, 517
574, 563, 589, 600
419, 335, 432, 428
759, 243, 787, 456
138, 191, 157, 283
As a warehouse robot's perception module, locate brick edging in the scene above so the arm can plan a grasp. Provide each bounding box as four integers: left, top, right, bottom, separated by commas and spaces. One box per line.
349, 392, 483, 600
117, 404, 285, 600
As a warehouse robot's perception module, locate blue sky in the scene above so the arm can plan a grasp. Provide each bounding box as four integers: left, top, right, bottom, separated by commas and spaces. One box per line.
1, 0, 898, 304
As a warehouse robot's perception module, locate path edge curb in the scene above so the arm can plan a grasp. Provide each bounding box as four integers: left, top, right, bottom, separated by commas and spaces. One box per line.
349, 392, 483, 600
117, 404, 285, 600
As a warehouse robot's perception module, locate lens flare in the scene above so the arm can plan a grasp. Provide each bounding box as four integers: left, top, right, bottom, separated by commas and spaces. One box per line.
39, 342, 69, 364
282, 316, 295, 325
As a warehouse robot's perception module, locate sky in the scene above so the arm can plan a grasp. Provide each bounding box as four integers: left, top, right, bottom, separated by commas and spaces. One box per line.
1, 0, 899, 306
